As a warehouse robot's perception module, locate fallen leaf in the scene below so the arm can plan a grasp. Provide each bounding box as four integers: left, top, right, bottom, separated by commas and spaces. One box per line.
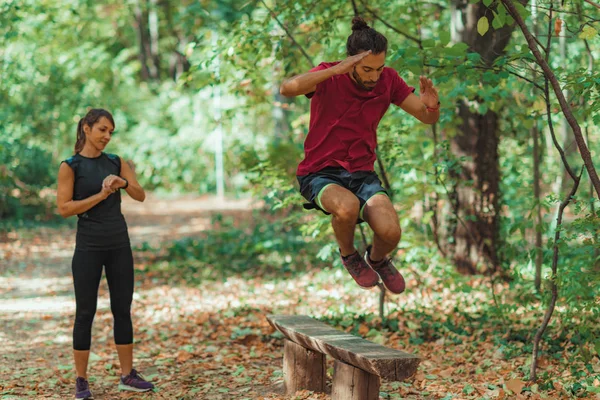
177, 351, 193, 363
439, 368, 454, 378
506, 378, 526, 394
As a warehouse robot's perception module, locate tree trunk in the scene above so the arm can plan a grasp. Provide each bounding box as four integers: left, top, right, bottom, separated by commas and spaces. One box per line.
134, 0, 151, 81
447, 0, 517, 274
148, 0, 160, 80
134, 0, 159, 81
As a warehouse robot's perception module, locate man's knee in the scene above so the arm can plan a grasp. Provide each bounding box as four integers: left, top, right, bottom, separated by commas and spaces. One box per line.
377, 224, 402, 246
330, 196, 360, 222
387, 226, 402, 246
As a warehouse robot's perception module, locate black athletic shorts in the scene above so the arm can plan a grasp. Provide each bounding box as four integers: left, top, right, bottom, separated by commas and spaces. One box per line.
297, 167, 388, 223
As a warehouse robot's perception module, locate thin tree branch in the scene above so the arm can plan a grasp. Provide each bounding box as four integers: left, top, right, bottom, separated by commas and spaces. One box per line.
423, 62, 545, 91
544, 77, 579, 183
584, 0, 600, 9
351, 0, 359, 16
475, 66, 545, 91
430, 123, 446, 258
545, 2, 553, 63
501, 0, 600, 198
376, 154, 394, 202
260, 0, 313, 67
358, 0, 422, 46
530, 167, 583, 381
540, 6, 578, 181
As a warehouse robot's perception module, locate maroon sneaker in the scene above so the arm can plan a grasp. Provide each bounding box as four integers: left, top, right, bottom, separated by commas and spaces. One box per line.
364, 246, 406, 294
340, 250, 379, 289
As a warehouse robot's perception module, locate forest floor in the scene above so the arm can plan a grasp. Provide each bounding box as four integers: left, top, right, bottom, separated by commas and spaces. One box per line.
1, 194, 598, 399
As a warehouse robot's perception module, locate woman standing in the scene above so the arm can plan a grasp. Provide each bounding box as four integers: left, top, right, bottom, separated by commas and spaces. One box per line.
56, 108, 154, 399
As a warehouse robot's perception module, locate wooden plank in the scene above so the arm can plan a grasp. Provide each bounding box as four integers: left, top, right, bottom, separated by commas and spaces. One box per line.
283, 339, 326, 395
268, 314, 420, 381
332, 360, 380, 400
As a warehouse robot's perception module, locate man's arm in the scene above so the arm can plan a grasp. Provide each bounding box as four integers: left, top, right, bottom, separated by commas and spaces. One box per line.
399, 76, 440, 125
279, 51, 372, 97
279, 68, 338, 97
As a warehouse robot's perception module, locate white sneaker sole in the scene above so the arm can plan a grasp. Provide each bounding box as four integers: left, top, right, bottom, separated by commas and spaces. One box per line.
118, 383, 153, 392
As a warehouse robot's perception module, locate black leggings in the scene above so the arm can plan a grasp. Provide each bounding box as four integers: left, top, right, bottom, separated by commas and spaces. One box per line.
72, 247, 134, 351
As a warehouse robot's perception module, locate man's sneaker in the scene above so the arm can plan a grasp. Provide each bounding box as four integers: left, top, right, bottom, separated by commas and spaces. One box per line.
75, 377, 93, 399
365, 246, 406, 294
340, 250, 379, 289
118, 369, 154, 392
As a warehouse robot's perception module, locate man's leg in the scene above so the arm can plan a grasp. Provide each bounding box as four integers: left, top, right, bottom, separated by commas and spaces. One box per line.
362, 194, 401, 261
318, 183, 380, 288
362, 194, 405, 294
318, 184, 361, 256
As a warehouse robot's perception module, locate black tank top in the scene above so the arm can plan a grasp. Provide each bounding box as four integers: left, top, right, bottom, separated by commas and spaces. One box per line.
62, 152, 130, 250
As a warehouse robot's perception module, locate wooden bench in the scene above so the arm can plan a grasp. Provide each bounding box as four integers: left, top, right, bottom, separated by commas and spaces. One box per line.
267, 315, 421, 400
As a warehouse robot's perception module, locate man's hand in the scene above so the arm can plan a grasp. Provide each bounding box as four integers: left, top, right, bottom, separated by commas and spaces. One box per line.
419, 76, 439, 108
331, 51, 372, 75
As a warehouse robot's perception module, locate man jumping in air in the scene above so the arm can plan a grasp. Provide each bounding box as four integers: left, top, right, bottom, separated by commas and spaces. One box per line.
280, 16, 440, 294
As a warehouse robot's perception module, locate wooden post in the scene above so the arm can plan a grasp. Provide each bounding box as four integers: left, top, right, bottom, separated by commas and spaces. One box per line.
283, 339, 326, 395
332, 360, 380, 400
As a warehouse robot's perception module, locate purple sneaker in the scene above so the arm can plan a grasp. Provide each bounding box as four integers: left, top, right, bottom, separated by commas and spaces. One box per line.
340, 250, 379, 289
75, 377, 93, 399
118, 369, 154, 392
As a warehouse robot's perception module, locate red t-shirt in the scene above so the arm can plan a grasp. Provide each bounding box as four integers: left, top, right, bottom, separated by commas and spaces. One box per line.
297, 61, 414, 176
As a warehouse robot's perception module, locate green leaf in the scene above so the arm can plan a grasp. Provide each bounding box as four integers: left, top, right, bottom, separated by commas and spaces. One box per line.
514, 2, 530, 18
579, 25, 598, 40
463, 384, 475, 394
498, 3, 507, 22
422, 39, 436, 48
446, 42, 469, 56
477, 16, 490, 36
440, 30, 451, 46
492, 12, 504, 29
483, 0, 493, 6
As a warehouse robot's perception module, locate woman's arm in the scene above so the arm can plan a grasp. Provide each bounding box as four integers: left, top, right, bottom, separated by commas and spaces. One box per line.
56, 163, 112, 218
119, 158, 145, 202
103, 158, 146, 202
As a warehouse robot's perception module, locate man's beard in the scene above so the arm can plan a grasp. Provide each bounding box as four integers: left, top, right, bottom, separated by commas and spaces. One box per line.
352, 67, 377, 91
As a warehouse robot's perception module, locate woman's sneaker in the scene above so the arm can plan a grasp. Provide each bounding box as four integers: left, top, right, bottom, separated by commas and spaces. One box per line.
118, 369, 155, 392
75, 377, 93, 399
364, 246, 406, 294
340, 250, 379, 289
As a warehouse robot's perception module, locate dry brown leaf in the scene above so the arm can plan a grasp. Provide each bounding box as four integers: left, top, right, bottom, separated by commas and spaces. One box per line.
358, 323, 369, 336
554, 18, 562, 36
506, 378, 526, 394
497, 388, 506, 399
414, 371, 426, 382
176, 350, 193, 363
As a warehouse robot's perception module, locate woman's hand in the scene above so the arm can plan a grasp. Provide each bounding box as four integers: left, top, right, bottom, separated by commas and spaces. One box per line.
100, 184, 116, 200
102, 174, 126, 191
